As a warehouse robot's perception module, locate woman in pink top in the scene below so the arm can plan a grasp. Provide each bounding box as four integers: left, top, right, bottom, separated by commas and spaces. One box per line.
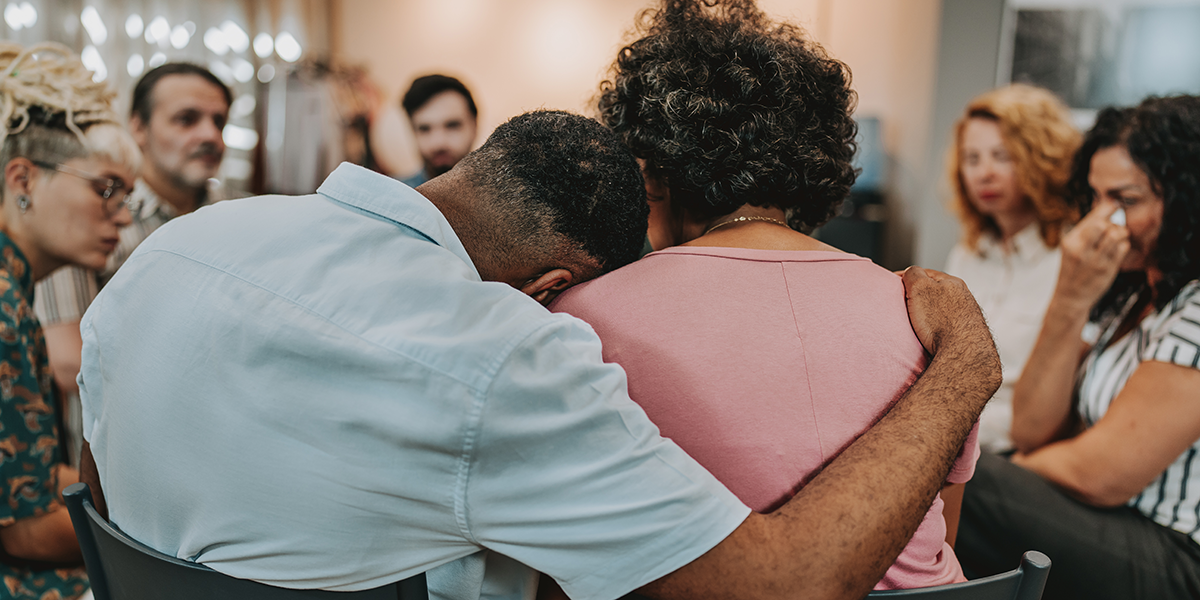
550, 0, 978, 590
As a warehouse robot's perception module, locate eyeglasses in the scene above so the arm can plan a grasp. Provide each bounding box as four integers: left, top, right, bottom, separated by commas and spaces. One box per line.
30, 160, 139, 216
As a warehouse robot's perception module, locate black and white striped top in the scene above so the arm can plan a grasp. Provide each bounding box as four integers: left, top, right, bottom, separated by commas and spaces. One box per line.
1077, 279, 1200, 541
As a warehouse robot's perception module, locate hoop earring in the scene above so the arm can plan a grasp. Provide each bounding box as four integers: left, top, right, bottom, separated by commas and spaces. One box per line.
15, 195, 30, 213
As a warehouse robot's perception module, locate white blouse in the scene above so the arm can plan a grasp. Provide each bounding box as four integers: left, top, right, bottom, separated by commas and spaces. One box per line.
945, 224, 1061, 453
1078, 280, 1200, 542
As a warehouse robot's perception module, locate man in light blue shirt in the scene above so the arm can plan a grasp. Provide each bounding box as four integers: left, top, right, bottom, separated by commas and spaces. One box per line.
79, 111, 1001, 600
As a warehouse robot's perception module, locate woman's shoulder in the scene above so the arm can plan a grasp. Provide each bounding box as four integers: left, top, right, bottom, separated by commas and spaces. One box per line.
1144, 280, 1200, 369
1150, 280, 1200, 328
551, 247, 891, 325
1171, 279, 1200, 307
647, 245, 876, 268
1160, 280, 1200, 327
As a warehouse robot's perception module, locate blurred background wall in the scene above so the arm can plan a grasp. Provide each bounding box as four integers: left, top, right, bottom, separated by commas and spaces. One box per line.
333, 0, 943, 269
7, 0, 1200, 271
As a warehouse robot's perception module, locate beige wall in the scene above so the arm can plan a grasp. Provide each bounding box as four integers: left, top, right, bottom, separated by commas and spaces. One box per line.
334, 0, 942, 267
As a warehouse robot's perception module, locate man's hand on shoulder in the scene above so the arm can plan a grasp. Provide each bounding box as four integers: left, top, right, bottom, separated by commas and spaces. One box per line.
899, 267, 999, 375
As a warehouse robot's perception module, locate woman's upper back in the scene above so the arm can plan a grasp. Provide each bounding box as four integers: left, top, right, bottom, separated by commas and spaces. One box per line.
554, 247, 926, 506
552, 246, 976, 589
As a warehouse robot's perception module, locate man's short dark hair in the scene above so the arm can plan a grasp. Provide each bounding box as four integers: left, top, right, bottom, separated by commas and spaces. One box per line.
130, 63, 232, 123
458, 110, 647, 277
402, 75, 478, 118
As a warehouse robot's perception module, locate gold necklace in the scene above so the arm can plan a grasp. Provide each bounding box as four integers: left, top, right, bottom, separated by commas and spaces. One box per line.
704, 215, 791, 236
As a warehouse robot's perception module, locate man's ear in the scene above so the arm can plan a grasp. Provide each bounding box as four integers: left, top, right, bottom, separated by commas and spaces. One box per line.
129, 115, 148, 148
520, 268, 575, 306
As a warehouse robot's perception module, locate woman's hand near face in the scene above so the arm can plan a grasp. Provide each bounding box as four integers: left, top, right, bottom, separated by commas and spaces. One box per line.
1056, 202, 1130, 312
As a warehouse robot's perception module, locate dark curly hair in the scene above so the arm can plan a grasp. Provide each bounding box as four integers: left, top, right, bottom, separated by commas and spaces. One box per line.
1067, 95, 1200, 320
598, 0, 858, 231
458, 110, 648, 277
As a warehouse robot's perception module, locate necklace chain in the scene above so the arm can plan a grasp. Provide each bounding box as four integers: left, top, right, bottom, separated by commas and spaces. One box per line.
704, 215, 791, 236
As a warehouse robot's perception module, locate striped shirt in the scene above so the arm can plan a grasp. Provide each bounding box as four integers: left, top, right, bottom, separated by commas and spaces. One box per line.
1077, 279, 1200, 542
33, 181, 235, 325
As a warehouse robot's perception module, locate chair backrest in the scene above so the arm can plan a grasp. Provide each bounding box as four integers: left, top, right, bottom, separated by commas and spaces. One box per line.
63, 483, 428, 600
867, 551, 1051, 600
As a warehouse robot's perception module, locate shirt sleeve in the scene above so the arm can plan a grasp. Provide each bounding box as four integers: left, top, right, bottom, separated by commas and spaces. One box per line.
32, 266, 98, 326
465, 317, 751, 600
1147, 287, 1200, 369
0, 291, 60, 526
946, 421, 981, 484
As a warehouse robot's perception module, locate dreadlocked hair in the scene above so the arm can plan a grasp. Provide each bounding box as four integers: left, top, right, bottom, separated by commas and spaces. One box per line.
0, 42, 139, 188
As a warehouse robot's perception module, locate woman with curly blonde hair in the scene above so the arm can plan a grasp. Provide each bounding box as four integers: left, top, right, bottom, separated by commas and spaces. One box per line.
0, 42, 140, 599
945, 84, 1081, 454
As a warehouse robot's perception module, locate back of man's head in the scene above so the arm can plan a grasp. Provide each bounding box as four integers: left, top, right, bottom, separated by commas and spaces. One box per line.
131, 62, 232, 124
402, 75, 477, 118
456, 110, 647, 280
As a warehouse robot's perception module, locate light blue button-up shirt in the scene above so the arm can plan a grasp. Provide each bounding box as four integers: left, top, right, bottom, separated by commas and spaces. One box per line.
80, 163, 749, 600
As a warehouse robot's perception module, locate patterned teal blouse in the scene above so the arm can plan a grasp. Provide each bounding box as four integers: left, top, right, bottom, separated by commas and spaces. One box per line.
0, 232, 88, 599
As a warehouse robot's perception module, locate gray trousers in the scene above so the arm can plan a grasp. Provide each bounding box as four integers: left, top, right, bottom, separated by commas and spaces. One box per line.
958, 452, 1200, 600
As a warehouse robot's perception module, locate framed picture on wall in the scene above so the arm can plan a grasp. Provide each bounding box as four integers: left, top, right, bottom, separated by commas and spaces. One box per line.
1000, 0, 1200, 125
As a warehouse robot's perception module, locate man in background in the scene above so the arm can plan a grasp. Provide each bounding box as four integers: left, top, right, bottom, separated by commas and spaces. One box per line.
399, 74, 478, 187
35, 62, 233, 464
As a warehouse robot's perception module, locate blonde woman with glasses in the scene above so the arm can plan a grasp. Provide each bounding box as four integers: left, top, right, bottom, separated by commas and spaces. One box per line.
0, 42, 140, 600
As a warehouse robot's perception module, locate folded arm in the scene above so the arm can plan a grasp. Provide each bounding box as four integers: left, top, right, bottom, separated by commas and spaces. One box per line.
1014, 360, 1200, 507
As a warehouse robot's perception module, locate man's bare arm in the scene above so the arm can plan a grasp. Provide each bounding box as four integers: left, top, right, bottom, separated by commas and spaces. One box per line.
640, 267, 1000, 600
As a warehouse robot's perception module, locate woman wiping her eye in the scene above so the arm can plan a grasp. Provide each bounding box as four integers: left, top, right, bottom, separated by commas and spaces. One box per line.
959, 95, 1200, 600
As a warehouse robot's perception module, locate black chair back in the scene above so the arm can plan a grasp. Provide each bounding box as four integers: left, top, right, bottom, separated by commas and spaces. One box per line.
868, 551, 1051, 600
64, 482, 427, 600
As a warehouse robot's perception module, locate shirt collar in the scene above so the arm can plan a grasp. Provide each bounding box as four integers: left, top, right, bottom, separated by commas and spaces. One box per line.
0, 231, 33, 304
131, 181, 171, 221
1010, 222, 1051, 262
316, 163, 479, 280
977, 222, 1052, 262
131, 179, 221, 221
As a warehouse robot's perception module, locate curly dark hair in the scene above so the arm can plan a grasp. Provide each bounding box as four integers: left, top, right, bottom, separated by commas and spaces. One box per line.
1067, 95, 1200, 320
458, 110, 648, 277
598, 0, 858, 231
